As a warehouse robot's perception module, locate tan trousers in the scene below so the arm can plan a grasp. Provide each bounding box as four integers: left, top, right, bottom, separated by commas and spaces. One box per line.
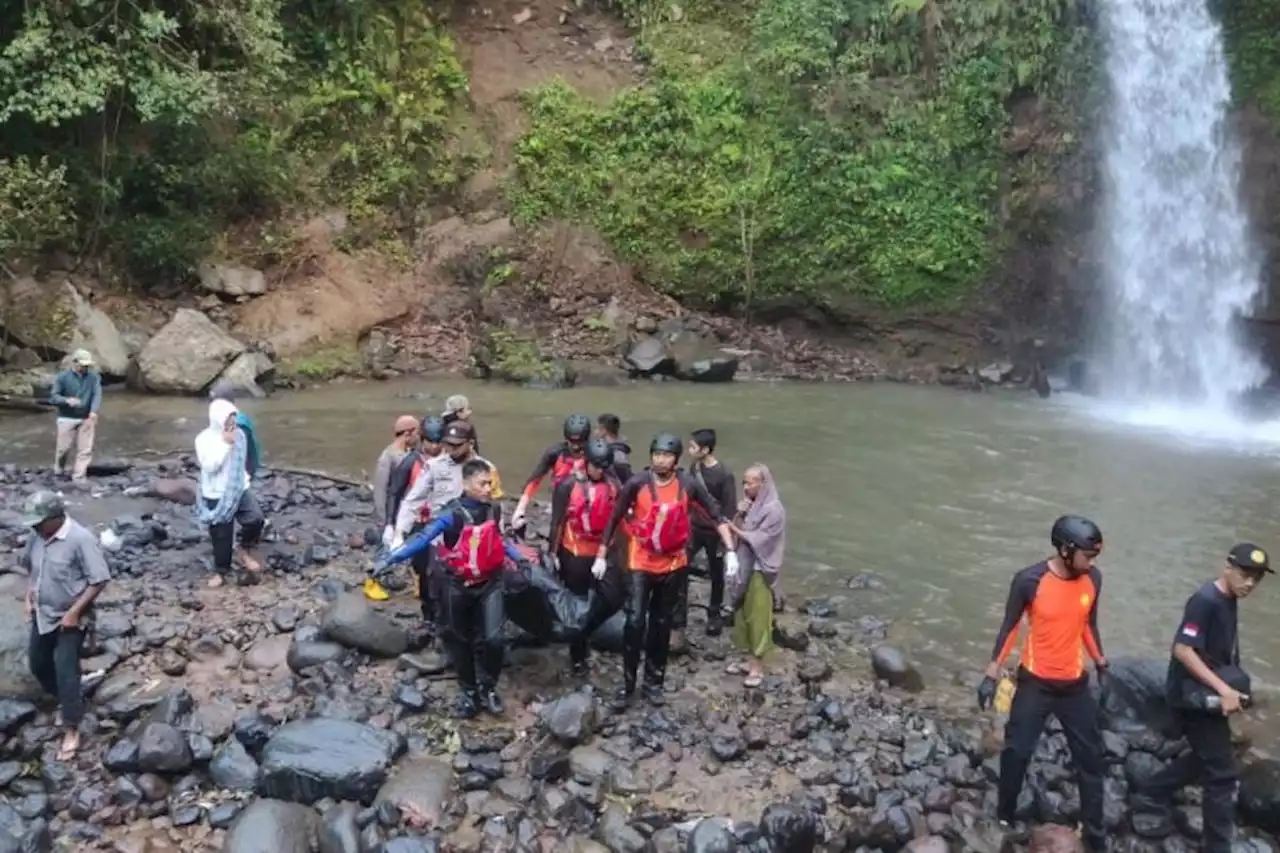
54, 418, 96, 480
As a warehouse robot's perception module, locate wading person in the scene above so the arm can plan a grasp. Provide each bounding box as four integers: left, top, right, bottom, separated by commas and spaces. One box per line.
548, 437, 622, 678
684, 428, 737, 636
1133, 544, 1270, 851
376, 460, 528, 718
725, 464, 785, 688
510, 414, 593, 531
21, 492, 111, 760
196, 399, 265, 587
49, 349, 102, 483
978, 515, 1108, 852
598, 433, 737, 709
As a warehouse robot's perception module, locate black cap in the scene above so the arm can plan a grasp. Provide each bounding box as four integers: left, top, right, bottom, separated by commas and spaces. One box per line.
1228, 543, 1273, 574
442, 421, 474, 445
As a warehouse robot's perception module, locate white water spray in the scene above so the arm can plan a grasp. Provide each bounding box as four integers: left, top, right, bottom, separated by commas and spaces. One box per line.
1095, 0, 1268, 414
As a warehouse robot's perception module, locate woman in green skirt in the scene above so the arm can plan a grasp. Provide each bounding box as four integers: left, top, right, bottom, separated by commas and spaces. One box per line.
725, 463, 786, 687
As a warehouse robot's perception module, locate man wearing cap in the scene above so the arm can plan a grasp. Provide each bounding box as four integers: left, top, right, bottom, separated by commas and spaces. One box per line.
19, 492, 111, 760
1134, 543, 1271, 851
392, 421, 495, 625
49, 349, 102, 482
442, 395, 480, 454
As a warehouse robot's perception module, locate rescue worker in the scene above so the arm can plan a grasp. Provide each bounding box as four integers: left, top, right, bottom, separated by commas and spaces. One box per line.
389, 421, 491, 625
597, 433, 737, 709
548, 437, 623, 677
376, 459, 527, 718
366, 415, 444, 601
373, 416, 421, 531
510, 414, 593, 530
978, 515, 1108, 852
1133, 544, 1270, 851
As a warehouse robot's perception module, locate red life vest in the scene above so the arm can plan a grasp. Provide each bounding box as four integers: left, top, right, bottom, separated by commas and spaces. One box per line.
628, 477, 692, 556
565, 476, 616, 549
552, 452, 586, 486
437, 506, 505, 583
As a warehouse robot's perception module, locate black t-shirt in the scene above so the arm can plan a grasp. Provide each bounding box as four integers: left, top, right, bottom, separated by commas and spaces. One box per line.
689, 461, 736, 531
1166, 580, 1239, 695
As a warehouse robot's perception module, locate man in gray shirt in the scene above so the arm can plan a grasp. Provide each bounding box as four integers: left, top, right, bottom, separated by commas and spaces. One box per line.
21, 492, 111, 760
49, 349, 103, 482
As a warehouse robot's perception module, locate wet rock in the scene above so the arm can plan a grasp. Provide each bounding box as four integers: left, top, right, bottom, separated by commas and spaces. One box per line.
391, 683, 427, 712
708, 725, 746, 762
796, 657, 831, 684
1239, 758, 1280, 833
596, 803, 645, 852
234, 711, 278, 754
0, 597, 42, 700
1098, 657, 1175, 732
321, 594, 409, 657
870, 645, 924, 692
288, 637, 347, 673
319, 801, 363, 853
1029, 823, 1084, 853
104, 737, 141, 772
210, 737, 260, 791
541, 691, 598, 746
209, 800, 242, 829
259, 718, 405, 804
904, 837, 949, 853
375, 757, 453, 828
688, 817, 738, 852
223, 798, 318, 853
0, 698, 37, 733
759, 802, 817, 853
136, 722, 193, 773
624, 336, 676, 376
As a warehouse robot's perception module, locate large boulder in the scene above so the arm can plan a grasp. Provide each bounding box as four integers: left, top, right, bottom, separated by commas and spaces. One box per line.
135, 308, 245, 394
258, 718, 404, 804
198, 263, 267, 298
321, 593, 409, 657
1239, 758, 1280, 833
624, 336, 675, 377
375, 756, 453, 826
667, 329, 738, 383
213, 351, 274, 398
1096, 657, 1174, 734
0, 278, 130, 377
223, 798, 318, 853
0, 596, 42, 700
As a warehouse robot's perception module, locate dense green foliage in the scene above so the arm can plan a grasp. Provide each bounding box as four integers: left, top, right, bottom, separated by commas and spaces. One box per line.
0, 0, 472, 286
512, 0, 1097, 311
1219, 0, 1280, 126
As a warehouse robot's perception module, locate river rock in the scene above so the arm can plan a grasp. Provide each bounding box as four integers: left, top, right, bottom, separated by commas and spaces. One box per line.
870, 645, 924, 692
0, 597, 42, 700
1098, 657, 1175, 733
0, 277, 130, 377
759, 802, 817, 853
541, 691, 598, 746
214, 351, 273, 399
321, 593, 408, 657
0, 698, 36, 733
667, 329, 739, 383
375, 756, 453, 826
687, 817, 737, 852
210, 737, 260, 791
624, 336, 675, 376
136, 722, 193, 773
258, 718, 404, 804
1239, 758, 1280, 832
223, 798, 318, 853
135, 308, 245, 394
318, 801, 362, 853
1029, 823, 1084, 853
198, 263, 267, 298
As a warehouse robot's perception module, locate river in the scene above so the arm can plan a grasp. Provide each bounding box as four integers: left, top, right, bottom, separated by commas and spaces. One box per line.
4, 378, 1280, 693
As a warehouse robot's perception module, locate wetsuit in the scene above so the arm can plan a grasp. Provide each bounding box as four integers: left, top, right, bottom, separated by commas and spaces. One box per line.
520, 442, 587, 503
381, 498, 524, 695
1142, 582, 1243, 852
600, 470, 726, 694
549, 472, 623, 666
990, 561, 1106, 850
679, 459, 737, 630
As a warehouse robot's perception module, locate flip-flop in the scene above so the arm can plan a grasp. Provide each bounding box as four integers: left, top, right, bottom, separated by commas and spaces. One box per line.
725, 662, 746, 675
743, 674, 763, 688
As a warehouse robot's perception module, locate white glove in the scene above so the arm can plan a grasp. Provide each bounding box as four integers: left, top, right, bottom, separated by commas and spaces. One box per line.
390, 532, 405, 552
591, 557, 608, 580
511, 509, 527, 531
381, 526, 395, 549
724, 552, 740, 582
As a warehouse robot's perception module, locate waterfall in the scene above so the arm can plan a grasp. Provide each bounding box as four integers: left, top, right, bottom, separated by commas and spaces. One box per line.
1095, 0, 1267, 410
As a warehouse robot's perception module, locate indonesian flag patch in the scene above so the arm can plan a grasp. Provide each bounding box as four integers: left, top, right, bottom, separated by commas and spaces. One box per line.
1181, 623, 1200, 639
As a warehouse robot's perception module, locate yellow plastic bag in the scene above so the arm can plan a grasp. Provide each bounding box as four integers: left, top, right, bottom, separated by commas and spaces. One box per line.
994, 676, 1015, 714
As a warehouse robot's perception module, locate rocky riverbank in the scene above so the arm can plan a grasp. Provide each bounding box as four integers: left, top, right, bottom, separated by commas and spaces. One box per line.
0, 462, 1277, 853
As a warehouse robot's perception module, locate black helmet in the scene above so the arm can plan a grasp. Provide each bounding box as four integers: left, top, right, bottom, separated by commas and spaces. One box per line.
1051, 515, 1103, 554
421, 415, 445, 443
585, 437, 614, 469
650, 432, 682, 457
564, 414, 592, 441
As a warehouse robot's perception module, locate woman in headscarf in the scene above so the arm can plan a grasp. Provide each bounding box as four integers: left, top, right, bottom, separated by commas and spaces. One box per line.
195, 399, 265, 587
725, 463, 786, 687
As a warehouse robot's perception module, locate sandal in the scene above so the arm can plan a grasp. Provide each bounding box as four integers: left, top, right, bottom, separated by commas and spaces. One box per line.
56, 731, 79, 761
725, 662, 746, 675
743, 673, 763, 688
